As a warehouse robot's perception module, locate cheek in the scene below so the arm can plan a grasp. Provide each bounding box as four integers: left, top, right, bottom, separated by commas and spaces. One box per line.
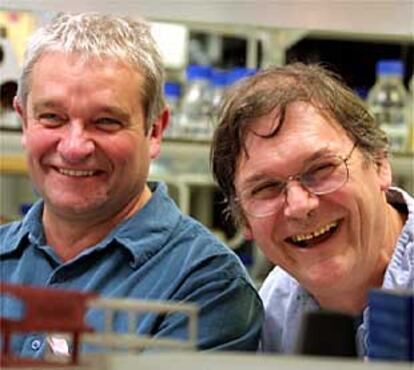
327, 180, 376, 246
104, 135, 148, 166
248, 218, 280, 251
24, 129, 57, 158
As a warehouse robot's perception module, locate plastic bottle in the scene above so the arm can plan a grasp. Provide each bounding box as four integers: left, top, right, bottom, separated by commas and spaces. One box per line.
163, 81, 181, 139
408, 75, 414, 152
210, 69, 230, 125
367, 60, 409, 152
179, 64, 212, 140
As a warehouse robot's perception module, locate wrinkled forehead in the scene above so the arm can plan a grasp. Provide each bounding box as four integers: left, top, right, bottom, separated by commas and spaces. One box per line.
34, 49, 138, 73
234, 102, 349, 182
241, 101, 343, 147
29, 50, 144, 94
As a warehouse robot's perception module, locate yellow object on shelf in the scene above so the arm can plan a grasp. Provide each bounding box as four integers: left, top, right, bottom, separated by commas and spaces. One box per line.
0, 154, 27, 175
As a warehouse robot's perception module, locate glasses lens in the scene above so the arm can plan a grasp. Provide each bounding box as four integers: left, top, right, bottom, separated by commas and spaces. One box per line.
239, 155, 350, 218
243, 196, 284, 218
240, 181, 285, 218
303, 156, 348, 194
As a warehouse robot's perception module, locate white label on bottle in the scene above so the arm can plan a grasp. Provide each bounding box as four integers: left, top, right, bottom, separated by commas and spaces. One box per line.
380, 124, 408, 151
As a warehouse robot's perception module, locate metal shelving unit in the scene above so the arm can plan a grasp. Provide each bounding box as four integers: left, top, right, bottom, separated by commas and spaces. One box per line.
2, 0, 413, 38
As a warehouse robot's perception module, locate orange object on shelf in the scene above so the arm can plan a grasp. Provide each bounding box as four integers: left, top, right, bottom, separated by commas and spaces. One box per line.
0, 283, 97, 367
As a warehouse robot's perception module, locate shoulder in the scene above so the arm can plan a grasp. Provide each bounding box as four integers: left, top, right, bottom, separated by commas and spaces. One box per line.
163, 217, 264, 351
383, 188, 414, 290
169, 214, 263, 301
387, 187, 414, 238
172, 214, 249, 280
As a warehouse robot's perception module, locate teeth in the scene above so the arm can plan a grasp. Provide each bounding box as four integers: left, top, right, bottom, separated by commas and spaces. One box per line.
58, 168, 95, 177
291, 221, 338, 243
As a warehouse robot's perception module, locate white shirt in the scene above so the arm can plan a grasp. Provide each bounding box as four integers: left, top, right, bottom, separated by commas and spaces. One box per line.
259, 188, 414, 356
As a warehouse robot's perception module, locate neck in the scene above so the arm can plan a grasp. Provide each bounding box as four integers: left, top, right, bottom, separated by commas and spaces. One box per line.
43, 185, 152, 261
313, 278, 382, 315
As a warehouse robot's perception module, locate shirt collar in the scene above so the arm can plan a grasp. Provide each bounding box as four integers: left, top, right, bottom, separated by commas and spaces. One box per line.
0, 200, 46, 256
383, 187, 414, 290
0, 182, 180, 266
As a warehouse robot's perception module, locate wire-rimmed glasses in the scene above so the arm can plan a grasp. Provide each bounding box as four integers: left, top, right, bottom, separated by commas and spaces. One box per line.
237, 143, 357, 218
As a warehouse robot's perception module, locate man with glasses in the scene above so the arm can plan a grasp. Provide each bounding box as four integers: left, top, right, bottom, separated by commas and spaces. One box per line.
211, 63, 413, 356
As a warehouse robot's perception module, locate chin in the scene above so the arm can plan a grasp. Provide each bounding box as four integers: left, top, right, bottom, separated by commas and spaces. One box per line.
48, 197, 107, 216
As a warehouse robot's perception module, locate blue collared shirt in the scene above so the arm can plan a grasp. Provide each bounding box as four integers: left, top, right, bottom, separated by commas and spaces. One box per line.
0, 182, 264, 358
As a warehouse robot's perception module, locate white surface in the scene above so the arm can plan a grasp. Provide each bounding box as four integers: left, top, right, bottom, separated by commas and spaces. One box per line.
1, 0, 413, 38
5, 351, 412, 370
80, 352, 413, 370
0, 38, 20, 82
151, 22, 189, 69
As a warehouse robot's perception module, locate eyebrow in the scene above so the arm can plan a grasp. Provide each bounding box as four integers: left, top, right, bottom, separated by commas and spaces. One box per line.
32, 100, 61, 113
96, 106, 131, 122
32, 100, 131, 122
303, 147, 334, 164
240, 146, 334, 188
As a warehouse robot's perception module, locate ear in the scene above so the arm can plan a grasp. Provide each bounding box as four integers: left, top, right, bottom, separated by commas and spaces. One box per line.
242, 223, 254, 241
13, 96, 25, 122
149, 107, 170, 159
13, 97, 27, 147
376, 156, 392, 191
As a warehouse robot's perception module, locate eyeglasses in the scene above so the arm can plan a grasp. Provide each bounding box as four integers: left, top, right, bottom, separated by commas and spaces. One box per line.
237, 143, 357, 218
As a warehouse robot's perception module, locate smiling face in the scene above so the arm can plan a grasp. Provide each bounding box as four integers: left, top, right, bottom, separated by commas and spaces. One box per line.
235, 102, 394, 294
15, 51, 166, 224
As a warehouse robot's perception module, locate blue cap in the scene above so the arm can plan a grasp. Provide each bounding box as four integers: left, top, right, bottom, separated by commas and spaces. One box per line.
20, 203, 33, 216
164, 81, 181, 97
228, 67, 257, 85
211, 69, 229, 87
186, 64, 211, 81
354, 87, 368, 100
238, 253, 253, 267
377, 60, 404, 76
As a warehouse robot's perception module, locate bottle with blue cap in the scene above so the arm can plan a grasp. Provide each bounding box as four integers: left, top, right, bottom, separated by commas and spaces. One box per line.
163, 81, 181, 138
210, 67, 257, 127
367, 60, 409, 152
179, 64, 212, 140
227, 67, 257, 86
408, 75, 414, 152
210, 69, 230, 124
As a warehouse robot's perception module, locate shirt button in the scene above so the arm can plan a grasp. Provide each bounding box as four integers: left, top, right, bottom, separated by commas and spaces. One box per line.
31, 339, 41, 351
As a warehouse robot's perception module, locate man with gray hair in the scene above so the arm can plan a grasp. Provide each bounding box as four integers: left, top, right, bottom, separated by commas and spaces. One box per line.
0, 12, 263, 359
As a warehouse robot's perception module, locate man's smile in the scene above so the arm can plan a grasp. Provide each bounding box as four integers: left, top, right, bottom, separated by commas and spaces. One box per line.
286, 220, 340, 248
57, 167, 97, 177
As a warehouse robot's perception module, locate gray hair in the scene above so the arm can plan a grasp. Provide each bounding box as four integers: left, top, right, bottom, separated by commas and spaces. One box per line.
211, 63, 389, 226
17, 12, 165, 133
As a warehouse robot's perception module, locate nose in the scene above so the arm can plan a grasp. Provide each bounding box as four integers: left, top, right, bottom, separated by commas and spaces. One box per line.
283, 180, 319, 219
56, 122, 95, 163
